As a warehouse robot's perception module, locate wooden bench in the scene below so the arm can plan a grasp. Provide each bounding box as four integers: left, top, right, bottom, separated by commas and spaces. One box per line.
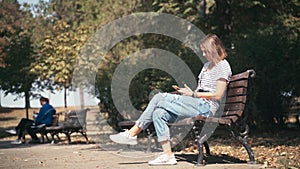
28, 113, 60, 143
118, 69, 256, 165
44, 109, 89, 144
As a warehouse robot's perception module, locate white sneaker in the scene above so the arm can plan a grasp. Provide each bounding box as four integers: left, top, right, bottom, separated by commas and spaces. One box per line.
5, 129, 16, 135
148, 153, 177, 165
109, 129, 137, 145
11, 139, 22, 145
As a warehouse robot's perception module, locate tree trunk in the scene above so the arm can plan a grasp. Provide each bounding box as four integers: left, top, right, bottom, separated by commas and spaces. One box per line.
0, 90, 2, 108
199, 0, 206, 18
79, 85, 84, 109
64, 86, 67, 108
215, 0, 232, 37
24, 91, 30, 119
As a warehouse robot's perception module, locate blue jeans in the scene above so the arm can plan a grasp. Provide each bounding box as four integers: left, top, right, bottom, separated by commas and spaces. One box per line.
136, 93, 211, 142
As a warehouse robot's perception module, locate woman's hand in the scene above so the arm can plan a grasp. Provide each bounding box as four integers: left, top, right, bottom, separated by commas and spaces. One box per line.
177, 84, 193, 96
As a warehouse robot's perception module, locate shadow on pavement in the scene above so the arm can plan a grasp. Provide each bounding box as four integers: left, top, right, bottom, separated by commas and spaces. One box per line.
0, 138, 95, 150
0, 140, 46, 149
176, 153, 246, 165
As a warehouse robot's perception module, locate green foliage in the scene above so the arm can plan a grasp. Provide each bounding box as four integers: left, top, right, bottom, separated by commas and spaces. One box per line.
30, 0, 96, 107
223, 0, 300, 129
95, 0, 300, 130
93, 1, 204, 130
31, 21, 87, 89
0, 1, 36, 113
1, 0, 299, 130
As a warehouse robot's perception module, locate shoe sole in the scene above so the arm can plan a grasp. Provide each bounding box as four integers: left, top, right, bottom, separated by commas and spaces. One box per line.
11, 142, 22, 145
109, 135, 138, 145
148, 162, 177, 166
6, 131, 16, 135
148, 157, 177, 166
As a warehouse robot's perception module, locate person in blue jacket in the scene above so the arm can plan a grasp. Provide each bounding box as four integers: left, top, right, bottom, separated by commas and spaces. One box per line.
8, 96, 56, 144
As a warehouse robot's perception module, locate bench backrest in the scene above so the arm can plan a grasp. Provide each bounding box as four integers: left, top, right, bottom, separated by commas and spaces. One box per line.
64, 109, 88, 128
222, 69, 255, 122
51, 114, 60, 126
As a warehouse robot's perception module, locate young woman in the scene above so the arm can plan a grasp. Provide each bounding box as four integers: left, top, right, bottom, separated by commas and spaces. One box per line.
110, 34, 232, 165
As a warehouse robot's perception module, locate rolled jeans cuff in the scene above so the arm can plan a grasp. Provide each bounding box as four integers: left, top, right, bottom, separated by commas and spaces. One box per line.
135, 120, 149, 130
157, 135, 170, 143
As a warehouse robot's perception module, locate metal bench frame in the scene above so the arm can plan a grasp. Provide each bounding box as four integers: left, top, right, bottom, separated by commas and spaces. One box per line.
43, 109, 89, 144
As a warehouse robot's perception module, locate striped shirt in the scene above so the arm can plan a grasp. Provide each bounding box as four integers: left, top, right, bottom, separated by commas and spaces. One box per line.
196, 59, 232, 115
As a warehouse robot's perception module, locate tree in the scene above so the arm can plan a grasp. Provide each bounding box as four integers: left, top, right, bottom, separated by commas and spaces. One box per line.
29, 0, 96, 108
0, 0, 37, 118
30, 21, 90, 108
221, 0, 300, 129
95, 0, 300, 130
92, 0, 204, 129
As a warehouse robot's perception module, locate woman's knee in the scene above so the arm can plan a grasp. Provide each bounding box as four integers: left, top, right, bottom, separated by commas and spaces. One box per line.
151, 93, 166, 102
152, 108, 166, 122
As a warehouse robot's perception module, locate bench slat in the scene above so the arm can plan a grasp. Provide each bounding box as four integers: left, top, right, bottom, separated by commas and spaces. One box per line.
119, 121, 135, 127
220, 116, 239, 124
194, 116, 232, 125
229, 71, 250, 82
224, 102, 245, 111
222, 110, 244, 118
226, 95, 247, 104
227, 87, 247, 97
228, 79, 248, 88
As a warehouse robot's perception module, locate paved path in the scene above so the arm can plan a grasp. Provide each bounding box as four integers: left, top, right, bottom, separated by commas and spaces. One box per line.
0, 108, 263, 169
0, 140, 263, 169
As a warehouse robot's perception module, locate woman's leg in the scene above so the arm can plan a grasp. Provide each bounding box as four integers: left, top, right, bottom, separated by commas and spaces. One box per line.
148, 94, 211, 164
148, 108, 177, 165
109, 93, 178, 144
136, 93, 178, 130
156, 94, 211, 118
128, 125, 142, 136
161, 140, 172, 156
129, 92, 210, 137
130, 93, 176, 136
151, 94, 210, 142
151, 109, 178, 158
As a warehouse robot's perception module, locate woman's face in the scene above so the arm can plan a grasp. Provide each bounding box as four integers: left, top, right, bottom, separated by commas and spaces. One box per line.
200, 45, 210, 61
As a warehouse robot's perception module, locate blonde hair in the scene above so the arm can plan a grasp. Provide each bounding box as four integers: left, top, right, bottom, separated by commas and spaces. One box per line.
200, 34, 227, 64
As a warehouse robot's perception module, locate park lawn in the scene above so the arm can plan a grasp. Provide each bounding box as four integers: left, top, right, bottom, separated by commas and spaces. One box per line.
0, 107, 299, 168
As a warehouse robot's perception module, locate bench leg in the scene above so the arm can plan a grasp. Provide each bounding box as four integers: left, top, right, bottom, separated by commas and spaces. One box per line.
196, 141, 205, 166
230, 124, 255, 163
50, 132, 60, 144
146, 135, 152, 152
194, 124, 211, 166
56, 134, 61, 141
80, 131, 89, 144
234, 135, 255, 163
203, 141, 210, 156
65, 133, 71, 144
43, 133, 50, 143
145, 128, 155, 152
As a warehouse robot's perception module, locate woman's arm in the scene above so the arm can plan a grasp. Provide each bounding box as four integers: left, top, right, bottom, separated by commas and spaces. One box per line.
177, 78, 227, 100
195, 79, 227, 100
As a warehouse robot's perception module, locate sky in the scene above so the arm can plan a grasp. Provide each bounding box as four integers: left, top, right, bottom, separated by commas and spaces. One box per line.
18, 0, 41, 5
0, 89, 99, 108
0, 0, 99, 108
